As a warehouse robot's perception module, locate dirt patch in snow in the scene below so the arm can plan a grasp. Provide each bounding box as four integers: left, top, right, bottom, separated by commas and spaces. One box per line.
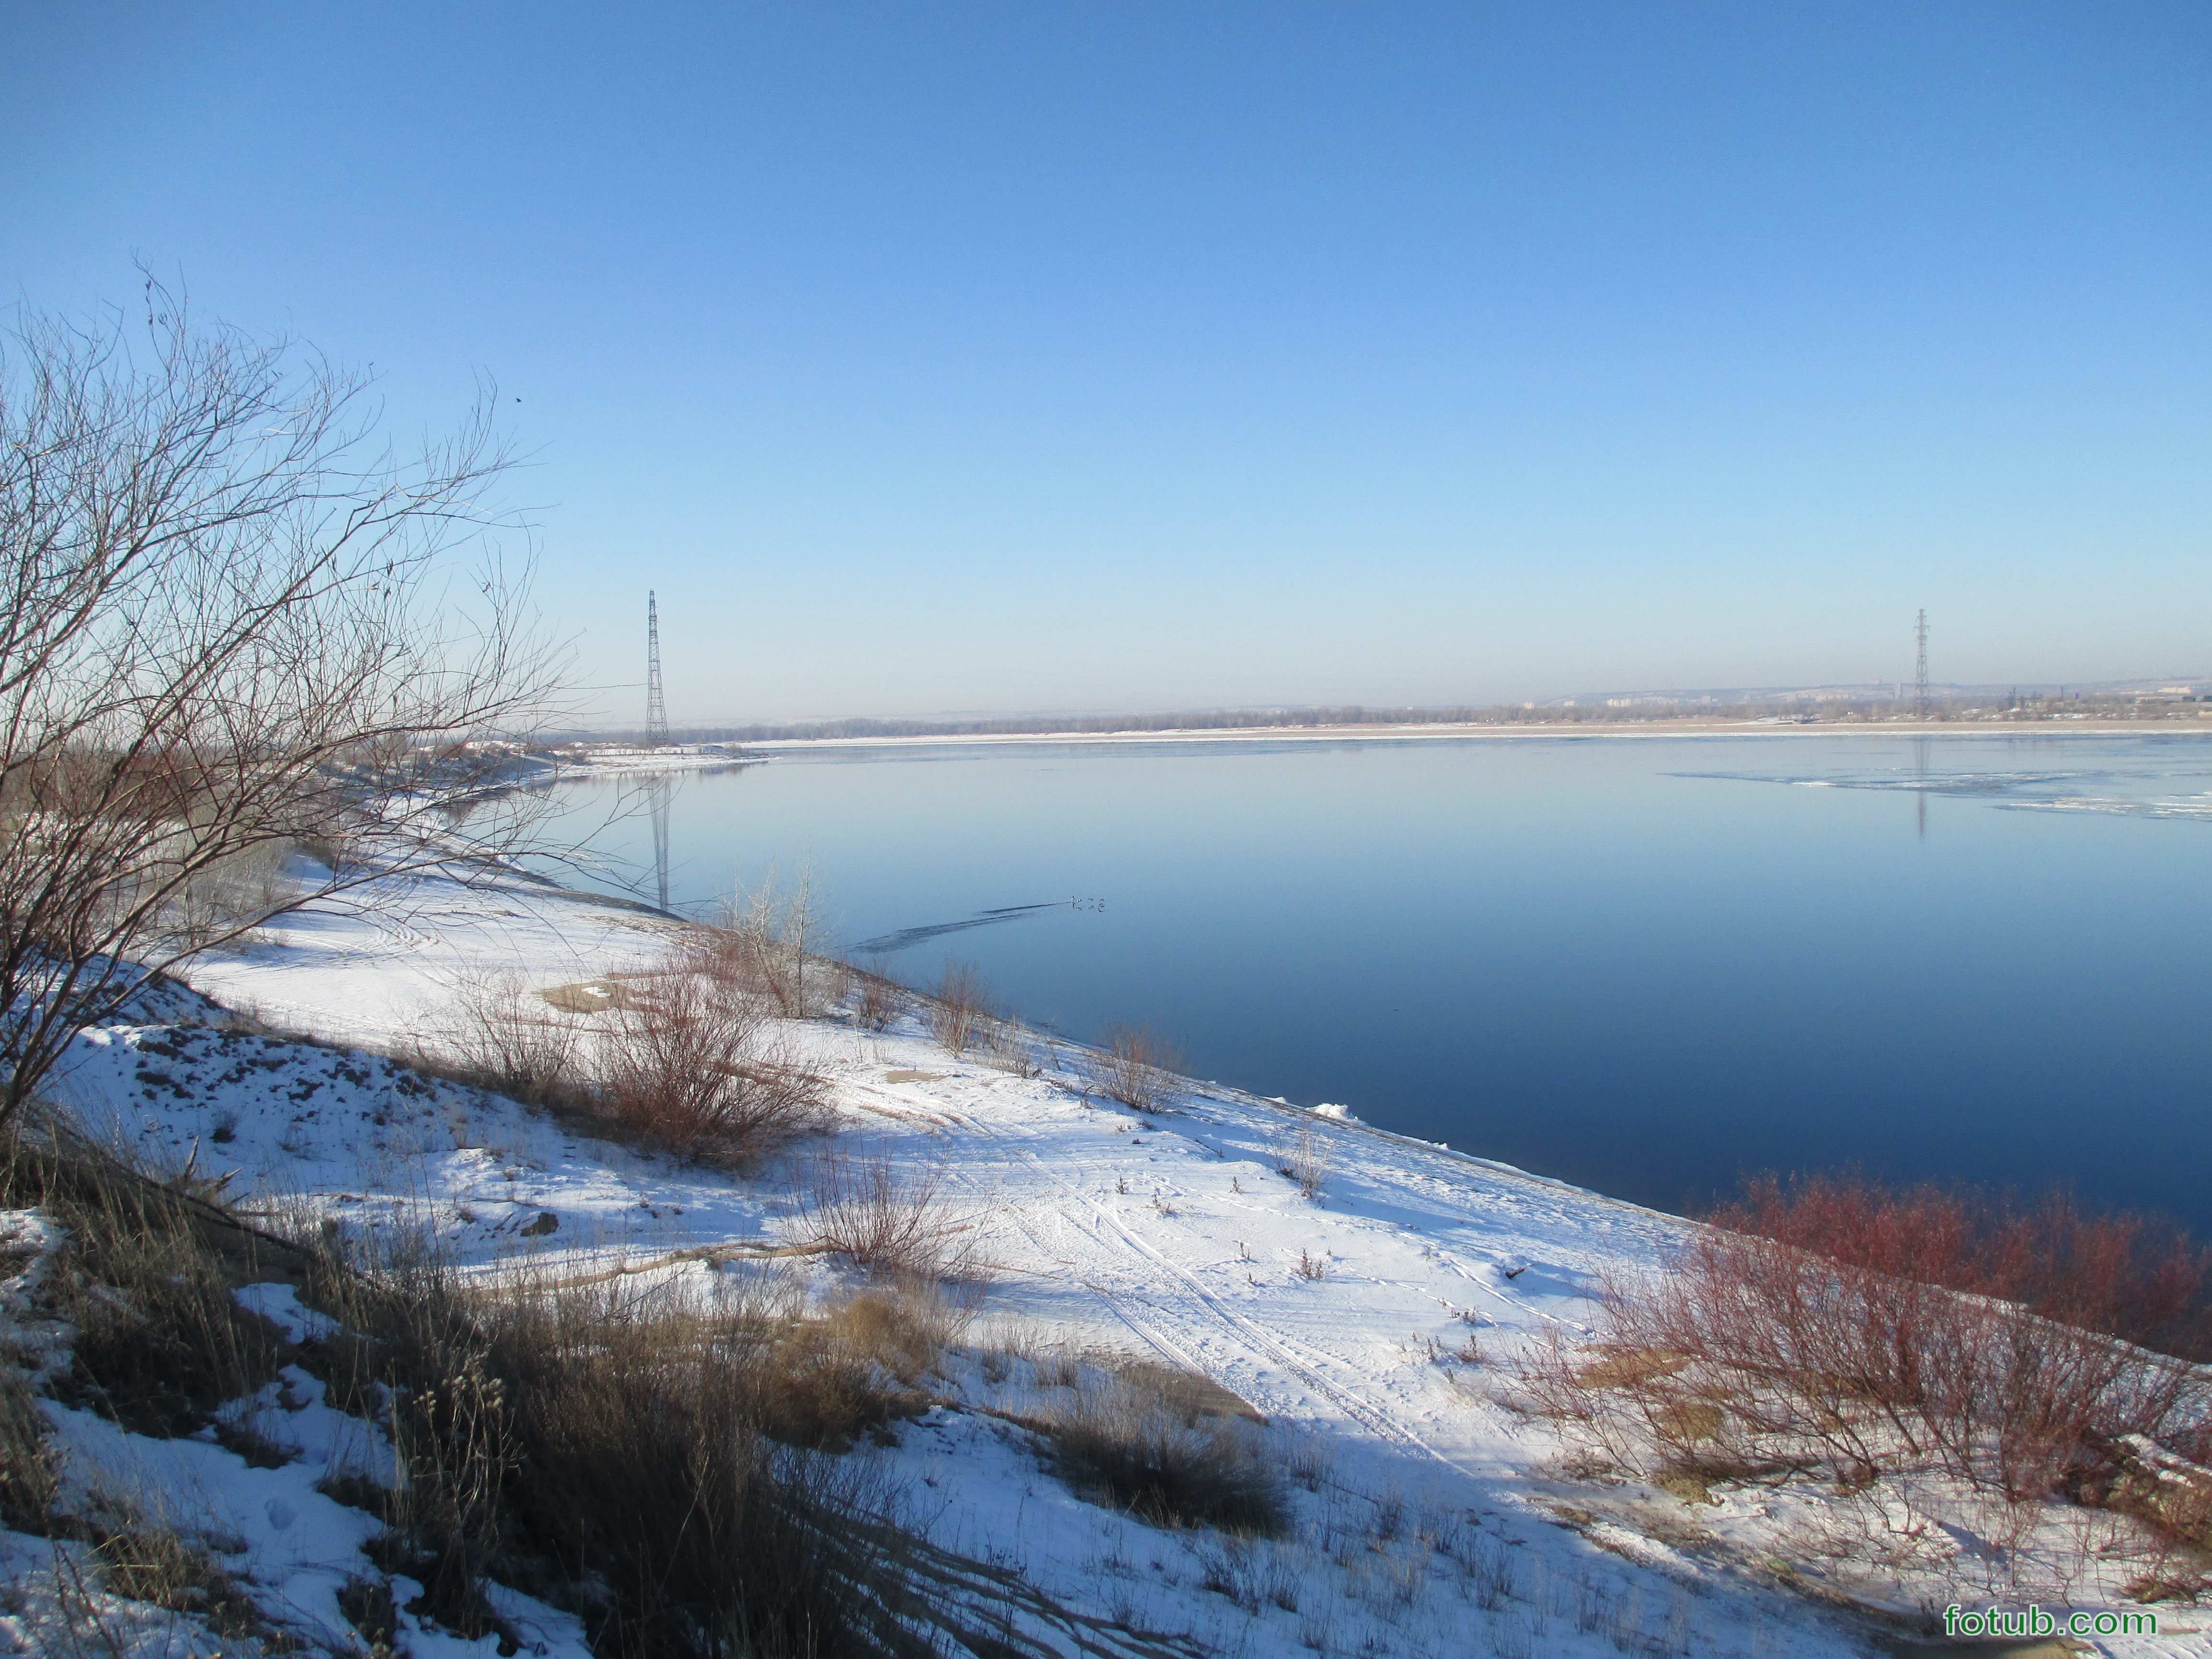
539, 977, 642, 1014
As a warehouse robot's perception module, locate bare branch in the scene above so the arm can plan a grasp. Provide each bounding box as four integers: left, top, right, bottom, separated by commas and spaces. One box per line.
0, 279, 574, 1120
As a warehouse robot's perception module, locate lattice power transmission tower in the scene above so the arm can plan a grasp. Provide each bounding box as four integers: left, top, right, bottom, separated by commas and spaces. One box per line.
645, 591, 669, 749
1914, 608, 1930, 719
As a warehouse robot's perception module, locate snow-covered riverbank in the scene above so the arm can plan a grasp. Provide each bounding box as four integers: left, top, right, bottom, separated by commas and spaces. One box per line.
28, 858, 2207, 1658
539, 744, 755, 777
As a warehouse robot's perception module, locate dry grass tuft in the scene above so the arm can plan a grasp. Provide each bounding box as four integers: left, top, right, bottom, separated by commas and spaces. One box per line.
756, 1287, 964, 1451
791, 1144, 980, 1282
849, 959, 904, 1033
489, 1284, 921, 1650
0, 1122, 1025, 1658
1275, 1120, 1335, 1201
977, 1323, 1082, 1391
594, 969, 832, 1165
439, 967, 589, 1109
306, 1242, 938, 1656
0, 1370, 57, 1532
89, 1518, 278, 1646
1083, 1024, 1184, 1114
0, 1124, 333, 1648
0, 1127, 290, 1438
1040, 1366, 1288, 1535
920, 961, 994, 1058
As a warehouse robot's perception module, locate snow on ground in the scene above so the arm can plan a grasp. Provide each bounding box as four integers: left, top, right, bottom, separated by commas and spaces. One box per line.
29, 859, 2212, 1657
0, 1205, 591, 1659
544, 745, 752, 776
22, 1346, 594, 1659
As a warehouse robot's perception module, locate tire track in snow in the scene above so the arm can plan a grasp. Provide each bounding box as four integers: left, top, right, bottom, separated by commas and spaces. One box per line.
936, 1102, 1455, 1462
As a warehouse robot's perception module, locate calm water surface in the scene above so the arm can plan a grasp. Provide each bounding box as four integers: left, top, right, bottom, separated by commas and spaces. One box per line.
551, 733, 2212, 1231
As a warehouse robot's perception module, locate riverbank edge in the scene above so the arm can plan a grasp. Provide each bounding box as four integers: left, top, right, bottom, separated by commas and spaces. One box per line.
722, 718, 2212, 751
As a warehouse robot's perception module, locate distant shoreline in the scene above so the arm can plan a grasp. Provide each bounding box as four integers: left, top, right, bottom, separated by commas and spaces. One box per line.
725, 717, 2212, 752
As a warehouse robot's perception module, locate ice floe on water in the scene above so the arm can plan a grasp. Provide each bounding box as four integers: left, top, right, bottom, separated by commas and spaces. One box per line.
1675, 759, 2212, 823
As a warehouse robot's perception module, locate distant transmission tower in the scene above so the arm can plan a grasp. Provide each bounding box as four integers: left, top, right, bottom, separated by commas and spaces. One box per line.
645, 591, 669, 749
1914, 608, 1930, 719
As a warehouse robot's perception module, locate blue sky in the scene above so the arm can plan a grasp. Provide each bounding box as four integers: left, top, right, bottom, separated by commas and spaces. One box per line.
4, 3, 2206, 721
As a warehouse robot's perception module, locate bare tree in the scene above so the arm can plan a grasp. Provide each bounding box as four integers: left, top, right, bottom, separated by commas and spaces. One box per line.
0, 277, 565, 1122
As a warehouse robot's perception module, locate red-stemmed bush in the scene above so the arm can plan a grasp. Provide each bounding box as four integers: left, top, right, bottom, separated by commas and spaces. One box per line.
1711, 1174, 2212, 1361
595, 971, 830, 1165
1519, 1174, 2212, 1514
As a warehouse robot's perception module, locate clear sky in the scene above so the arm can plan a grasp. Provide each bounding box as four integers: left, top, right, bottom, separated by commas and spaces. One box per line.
4, 2, 2206, 722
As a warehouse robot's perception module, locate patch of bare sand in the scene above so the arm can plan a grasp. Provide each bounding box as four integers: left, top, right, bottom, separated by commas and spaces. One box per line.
538, 977, 643, 1014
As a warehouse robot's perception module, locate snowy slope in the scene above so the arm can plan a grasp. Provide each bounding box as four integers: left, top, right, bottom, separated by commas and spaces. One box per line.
30, 858, 2207, 1659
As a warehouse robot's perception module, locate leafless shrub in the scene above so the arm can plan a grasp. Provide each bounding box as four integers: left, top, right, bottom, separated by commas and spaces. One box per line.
820, 957, 854, 1017
674, 914, 757, 990
594, 970, 831, 1165
685, 865, 833, 1018
1716, 1172, 2212, 1360
437, 968, 585, 1109
791, 1144, 980, 1282
921, 960, 995, 1058
1275, 1120, 1335, 1200
295, 830, 350, 877
1517, 1197, 2212, 1523
849, 958, 903, 1032
1084, 1024, 1183, 1113
976, 1017, 1046, 1078
2080, 1437, 2212, 1584
166, 840, 292, 945
1039, 1368, 1288, 1535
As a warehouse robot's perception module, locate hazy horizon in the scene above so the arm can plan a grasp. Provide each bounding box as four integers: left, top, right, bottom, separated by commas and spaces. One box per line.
555, 671, 2209, 734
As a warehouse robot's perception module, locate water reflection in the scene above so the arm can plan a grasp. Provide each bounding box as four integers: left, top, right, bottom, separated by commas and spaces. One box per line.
1915, 734, 1930, 840
648, 774, 672, 912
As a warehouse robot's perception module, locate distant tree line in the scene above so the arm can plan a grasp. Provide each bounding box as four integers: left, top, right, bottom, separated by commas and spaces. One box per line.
562, 696, 1974, 745
569, 702, 1696, 745
555, 685, 2207, 748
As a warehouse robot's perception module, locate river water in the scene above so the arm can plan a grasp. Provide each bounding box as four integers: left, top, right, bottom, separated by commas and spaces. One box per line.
549, 731, 2212, 1231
